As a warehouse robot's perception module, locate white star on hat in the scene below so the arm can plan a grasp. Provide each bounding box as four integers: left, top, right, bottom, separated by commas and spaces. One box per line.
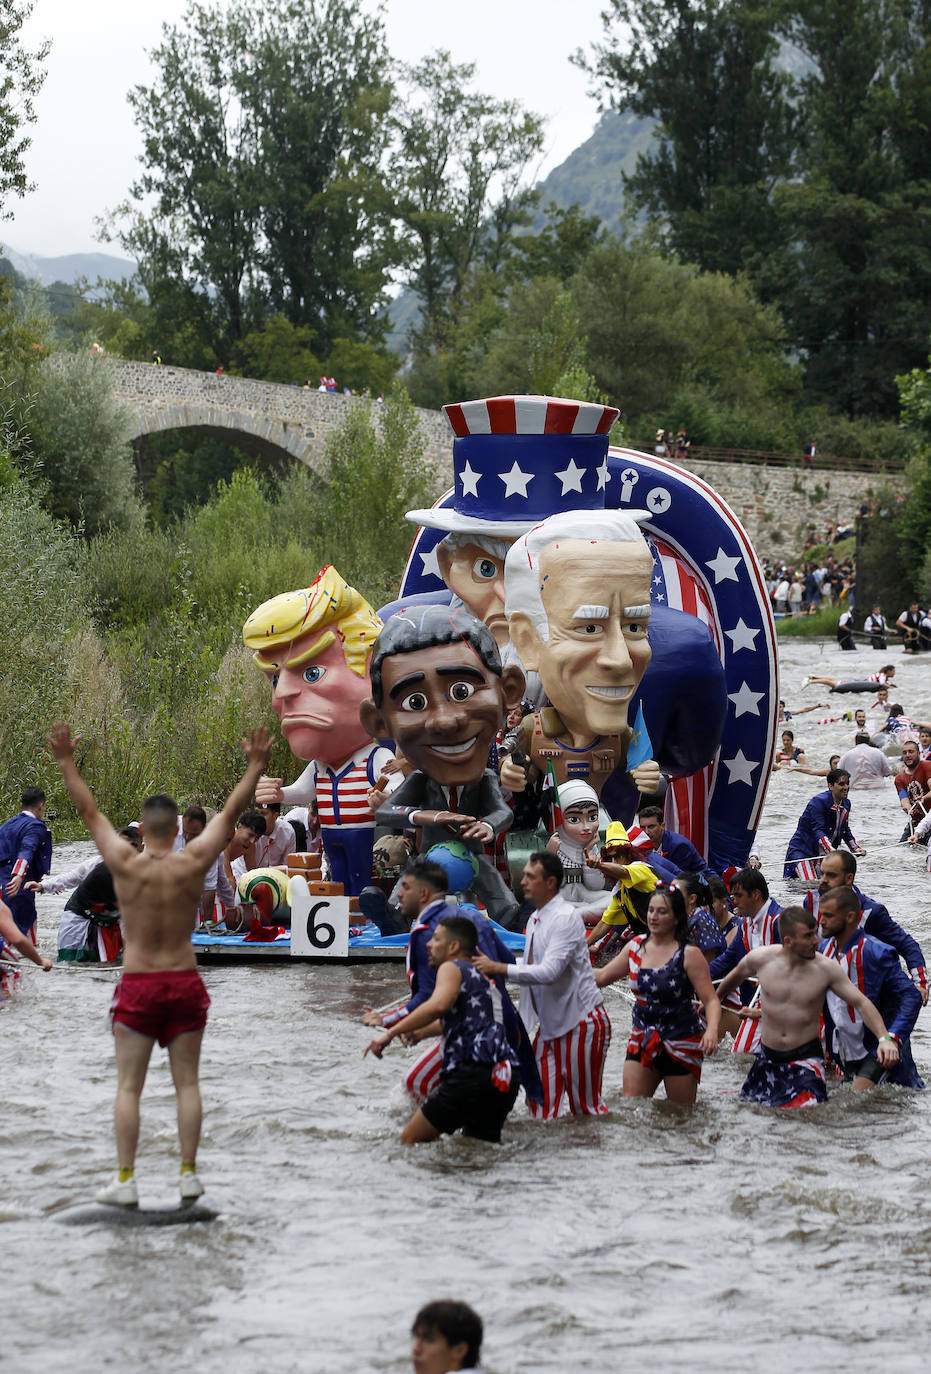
460, 461, 481, 498
498, 462, 534, 498
554, 458, 585, 495
596, 456, 609, 491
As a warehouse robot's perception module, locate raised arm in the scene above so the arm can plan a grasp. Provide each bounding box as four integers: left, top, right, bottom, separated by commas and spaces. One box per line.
46, 723, 133, 874
186, 729, 273, 866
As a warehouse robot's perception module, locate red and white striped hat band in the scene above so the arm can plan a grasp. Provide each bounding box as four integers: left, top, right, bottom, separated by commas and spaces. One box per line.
625, 825, 654, 853
406, 394, 621, 538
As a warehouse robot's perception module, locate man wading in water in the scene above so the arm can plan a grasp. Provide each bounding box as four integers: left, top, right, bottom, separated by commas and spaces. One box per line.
48, 722, 272, 1207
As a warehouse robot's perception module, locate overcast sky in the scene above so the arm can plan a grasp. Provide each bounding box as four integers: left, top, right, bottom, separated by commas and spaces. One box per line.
3, 0, 613, 260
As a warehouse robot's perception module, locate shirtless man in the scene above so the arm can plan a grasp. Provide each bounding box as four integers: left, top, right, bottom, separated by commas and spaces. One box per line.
715, 906, 898, 1108
47, 721, 272, 1207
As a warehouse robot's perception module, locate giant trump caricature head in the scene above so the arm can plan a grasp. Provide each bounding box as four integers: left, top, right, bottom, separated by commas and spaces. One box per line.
243, 565, 381, 768
504, 510, 654, 741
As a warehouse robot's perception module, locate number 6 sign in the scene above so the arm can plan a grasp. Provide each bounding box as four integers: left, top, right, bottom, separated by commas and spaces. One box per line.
288, 875, 350, 958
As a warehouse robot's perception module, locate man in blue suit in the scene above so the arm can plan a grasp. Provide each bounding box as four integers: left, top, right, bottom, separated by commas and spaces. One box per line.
805, 850, 927, 1004
0, 787, 52, 937
637, 805, 716, 878
818, 886, 923, 1089
783, 769, 864, 878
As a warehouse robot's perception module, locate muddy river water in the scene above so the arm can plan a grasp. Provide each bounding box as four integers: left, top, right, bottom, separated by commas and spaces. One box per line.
3, 637, 931, 1373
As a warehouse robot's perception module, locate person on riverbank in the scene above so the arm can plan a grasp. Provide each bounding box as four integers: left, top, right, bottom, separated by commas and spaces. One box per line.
365, 915, 520, 1144
473, 851, 611, 1118
864, 605, 888, 650
47, 720, 272, 1207
410, 1300, 484, 1374
594, 884, 719, 1103
716, 906, 899, 1107
818, 888, 923, 1089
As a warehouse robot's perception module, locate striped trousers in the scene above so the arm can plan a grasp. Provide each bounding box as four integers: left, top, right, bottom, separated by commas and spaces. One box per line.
530, 1003, 612, 1119
403, 1039, 443, 1105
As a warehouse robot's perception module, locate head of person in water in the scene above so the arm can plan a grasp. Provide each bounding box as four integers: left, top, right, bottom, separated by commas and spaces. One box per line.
826, 768, 850, 803
181, 805, 207, 845
427, 914, 479, 967
875, 686, 890, 705
854, 709, 867, 729
901, 739, 921, 770
645, 883, 690, 946
396, 858, 449, 924
818, 849, 858, 897
119, 826, 144, 853
729, 867, 769, 920
818, 886, 861, 943
140, 793, 178, 840
778, 905, 819, 959
781, 729, 795, 751
854, 733, 871, 746
411, 1300, 483, 1374
920, 726, 931, 752
829, 754, 840, 770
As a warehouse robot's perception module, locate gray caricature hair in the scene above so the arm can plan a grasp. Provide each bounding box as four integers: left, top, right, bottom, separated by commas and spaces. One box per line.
440, 531, 513, 561
504, 509, 652, 641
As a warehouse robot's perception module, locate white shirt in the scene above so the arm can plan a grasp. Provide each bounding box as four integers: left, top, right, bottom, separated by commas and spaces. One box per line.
838, 743, 893, 790
39, 855, 98, 894
505, 893, 604, 1040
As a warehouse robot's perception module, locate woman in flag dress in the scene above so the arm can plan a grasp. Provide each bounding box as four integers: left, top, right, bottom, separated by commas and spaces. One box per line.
594, 883, 720, 1103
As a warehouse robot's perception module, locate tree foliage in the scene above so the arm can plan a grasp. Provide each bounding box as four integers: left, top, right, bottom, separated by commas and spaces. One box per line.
0, 0, 49, 218
390, 51, 545, 351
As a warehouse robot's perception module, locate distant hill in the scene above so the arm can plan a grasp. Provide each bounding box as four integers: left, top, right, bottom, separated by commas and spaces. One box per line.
0, 243, 136, 287
534, 109, 656, 228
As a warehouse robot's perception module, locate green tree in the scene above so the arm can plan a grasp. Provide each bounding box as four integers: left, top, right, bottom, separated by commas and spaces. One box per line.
578, 0, 798, 273
0, 0, 49, 218
764, 0, 931, 416
24, 354, 141, 534
116, 0, 393, 362
390, 51, 545, 352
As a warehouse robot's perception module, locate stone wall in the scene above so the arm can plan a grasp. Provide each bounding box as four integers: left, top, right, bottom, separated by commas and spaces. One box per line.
105, 358, 905, 562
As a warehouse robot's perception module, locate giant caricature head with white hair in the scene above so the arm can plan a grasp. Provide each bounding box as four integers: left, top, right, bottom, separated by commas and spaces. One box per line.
504, 509, 654, 743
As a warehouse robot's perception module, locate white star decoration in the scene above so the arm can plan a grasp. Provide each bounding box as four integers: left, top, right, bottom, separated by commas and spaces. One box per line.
725, 618, 760, 653
460, 461, 481, 498
706, 547, 741, 583
596, 456, 609, 491
499, 461, 534, 498
728, 681, 764, 717
554, 458, 585, 495
419, 545, 442, 581
722, 750, 758, 786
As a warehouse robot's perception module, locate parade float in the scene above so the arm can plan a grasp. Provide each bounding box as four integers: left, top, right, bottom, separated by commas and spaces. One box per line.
193, 393, 779, 963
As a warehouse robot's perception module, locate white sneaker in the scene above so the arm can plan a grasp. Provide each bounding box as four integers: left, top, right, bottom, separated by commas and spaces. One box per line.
96, 1176, 138, 1207
799, 675, 812, 689
179, 1172, 204, 1203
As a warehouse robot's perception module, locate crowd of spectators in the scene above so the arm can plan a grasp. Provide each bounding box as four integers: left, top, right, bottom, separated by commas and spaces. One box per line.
764, 554, 856, 617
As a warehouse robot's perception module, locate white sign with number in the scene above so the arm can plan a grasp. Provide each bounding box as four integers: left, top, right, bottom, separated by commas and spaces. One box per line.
288, 875, 350, 958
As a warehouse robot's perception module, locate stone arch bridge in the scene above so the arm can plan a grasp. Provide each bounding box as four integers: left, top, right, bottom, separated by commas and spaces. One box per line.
105, 357, 905, 563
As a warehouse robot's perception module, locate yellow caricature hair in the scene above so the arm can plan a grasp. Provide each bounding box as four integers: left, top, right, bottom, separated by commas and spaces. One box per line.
243, 565, 382, 677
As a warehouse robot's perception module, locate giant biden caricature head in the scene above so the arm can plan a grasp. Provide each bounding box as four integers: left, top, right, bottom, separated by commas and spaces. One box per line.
504, 509, 654, 742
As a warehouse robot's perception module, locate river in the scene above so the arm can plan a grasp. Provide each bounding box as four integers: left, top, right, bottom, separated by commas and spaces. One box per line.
3, 637, 930, 1373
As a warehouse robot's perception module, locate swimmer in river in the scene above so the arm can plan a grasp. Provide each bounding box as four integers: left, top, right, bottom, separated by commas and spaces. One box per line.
715, 906, 899, 1108
47, 721, 272, 1207
410, 1299, 484, 1373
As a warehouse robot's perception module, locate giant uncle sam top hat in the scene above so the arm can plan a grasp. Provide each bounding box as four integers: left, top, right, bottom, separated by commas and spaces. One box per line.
405, 394, 620, 538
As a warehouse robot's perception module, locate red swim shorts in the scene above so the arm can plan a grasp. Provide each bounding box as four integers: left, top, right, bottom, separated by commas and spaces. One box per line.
110, 970, 210, 1047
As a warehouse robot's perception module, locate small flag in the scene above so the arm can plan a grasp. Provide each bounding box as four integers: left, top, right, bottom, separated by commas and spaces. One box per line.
627, 703, 652, 772
542, 760, 562, 832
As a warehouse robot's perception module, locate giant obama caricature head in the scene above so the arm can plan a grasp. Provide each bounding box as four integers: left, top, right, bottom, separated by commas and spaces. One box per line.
504, 509, 654, 744
244, 565, 381, 768
360, 604, 525, 786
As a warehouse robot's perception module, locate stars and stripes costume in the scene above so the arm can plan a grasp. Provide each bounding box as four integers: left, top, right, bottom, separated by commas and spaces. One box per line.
804, 887, 927, 994
819, 930, 924, 1089
738, 1040, 827, 1109
783, 791, 860, 879
625, 936, 705, 1079
0, 810, 52, 938
396, 399, 780, 874
283, 743, 394, 896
